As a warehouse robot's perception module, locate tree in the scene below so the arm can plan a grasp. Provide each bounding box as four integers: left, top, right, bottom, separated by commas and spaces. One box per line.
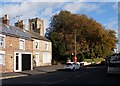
46, 10, 118, 62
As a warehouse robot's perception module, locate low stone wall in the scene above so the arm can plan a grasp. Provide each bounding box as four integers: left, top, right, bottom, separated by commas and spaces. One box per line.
83, 62, 92, 66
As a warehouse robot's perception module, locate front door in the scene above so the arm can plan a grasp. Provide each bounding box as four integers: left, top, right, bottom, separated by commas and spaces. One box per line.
22, 54, 31, 71
14, 52, 32, 72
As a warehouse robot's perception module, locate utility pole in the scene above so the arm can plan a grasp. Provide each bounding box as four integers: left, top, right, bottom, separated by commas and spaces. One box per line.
75, 28, 76, 58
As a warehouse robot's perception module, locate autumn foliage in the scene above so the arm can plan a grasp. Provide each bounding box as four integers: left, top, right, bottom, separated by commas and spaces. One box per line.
46, 11, 118, 62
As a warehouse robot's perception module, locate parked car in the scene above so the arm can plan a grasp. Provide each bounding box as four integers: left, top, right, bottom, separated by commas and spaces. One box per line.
79, 62, 85, 66
64, 62, 80, 70
76, 62, 80, 67
107, 61, 120, 75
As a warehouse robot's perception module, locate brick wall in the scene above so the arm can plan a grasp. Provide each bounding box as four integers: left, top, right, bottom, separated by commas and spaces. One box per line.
1, 36, 18, 73
25, 39, 33, 52
0, 35, 33, 73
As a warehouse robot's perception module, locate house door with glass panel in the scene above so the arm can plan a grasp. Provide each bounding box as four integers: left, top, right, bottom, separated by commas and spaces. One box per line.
14, 52, 21, 72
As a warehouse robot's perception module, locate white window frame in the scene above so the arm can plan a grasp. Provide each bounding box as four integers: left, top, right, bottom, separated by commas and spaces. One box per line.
45, 42, 49, 50
35, 40, 39, 50
0, 51, 5, 65
0, 34, 5, 48
43, 52, 51, 63
35, 52, 39, 63
14, 51, 33, 72
19, 38, 25, 50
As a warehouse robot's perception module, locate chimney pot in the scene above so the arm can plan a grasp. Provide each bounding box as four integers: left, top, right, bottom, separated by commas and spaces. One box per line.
21, 20, 24, 24
15, 20, 25, 29
2, 14, 10, 26
4, 14, 9, 20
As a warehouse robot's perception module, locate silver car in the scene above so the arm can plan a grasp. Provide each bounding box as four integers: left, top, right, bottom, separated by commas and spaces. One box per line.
107, 61, 120, 75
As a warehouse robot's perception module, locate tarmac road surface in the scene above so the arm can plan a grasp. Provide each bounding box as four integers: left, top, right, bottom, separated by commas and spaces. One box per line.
2, 64, 120, 86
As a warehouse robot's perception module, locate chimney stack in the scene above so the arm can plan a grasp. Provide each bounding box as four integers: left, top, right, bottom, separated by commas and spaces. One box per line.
15, 20, 25, 29
2, 14, 10, 26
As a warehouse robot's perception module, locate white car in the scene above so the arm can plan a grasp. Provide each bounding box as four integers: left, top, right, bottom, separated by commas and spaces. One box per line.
64, 62, 80, 70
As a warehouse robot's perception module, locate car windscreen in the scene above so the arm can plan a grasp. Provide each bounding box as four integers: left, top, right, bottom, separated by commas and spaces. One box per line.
108, 63, 120, 67
66, 63, 72, 66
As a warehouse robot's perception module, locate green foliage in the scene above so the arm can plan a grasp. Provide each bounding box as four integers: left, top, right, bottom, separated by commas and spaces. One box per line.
46, 11, 118, 62
77, 52, 85, 62
84, 58, 104, 63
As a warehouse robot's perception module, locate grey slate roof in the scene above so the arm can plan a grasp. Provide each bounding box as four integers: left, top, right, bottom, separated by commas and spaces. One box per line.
0, 18, 51, 42
25, 30, 51, 42
0, 23, 31, 40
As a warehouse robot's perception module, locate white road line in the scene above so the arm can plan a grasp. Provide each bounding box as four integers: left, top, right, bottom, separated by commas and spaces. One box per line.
75, 72, 89, 77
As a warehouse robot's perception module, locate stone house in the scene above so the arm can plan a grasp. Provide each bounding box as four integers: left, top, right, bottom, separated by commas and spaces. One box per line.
0, 15, 52, 73
15, 17, 52, 67
27, 18, 52, 66
0, 15, 33, 73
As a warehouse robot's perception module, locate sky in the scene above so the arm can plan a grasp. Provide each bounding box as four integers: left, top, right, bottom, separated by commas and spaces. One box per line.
0, 0, 120, 52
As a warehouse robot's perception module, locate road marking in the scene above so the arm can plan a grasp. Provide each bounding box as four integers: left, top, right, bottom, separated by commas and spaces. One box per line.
75, 72, 89, 77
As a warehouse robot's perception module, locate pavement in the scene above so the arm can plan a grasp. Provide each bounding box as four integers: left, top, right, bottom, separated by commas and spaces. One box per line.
1, 64, 64, 80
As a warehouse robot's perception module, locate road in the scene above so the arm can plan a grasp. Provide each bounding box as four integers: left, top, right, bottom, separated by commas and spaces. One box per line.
2, 64, 120, 86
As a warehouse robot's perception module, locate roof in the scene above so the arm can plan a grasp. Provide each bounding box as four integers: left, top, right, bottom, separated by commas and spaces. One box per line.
25, 30, 51, 42
0, 18, 51, 42
0, 23, 32, 40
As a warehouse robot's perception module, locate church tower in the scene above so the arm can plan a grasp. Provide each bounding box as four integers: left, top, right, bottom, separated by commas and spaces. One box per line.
29, 17, 44, 36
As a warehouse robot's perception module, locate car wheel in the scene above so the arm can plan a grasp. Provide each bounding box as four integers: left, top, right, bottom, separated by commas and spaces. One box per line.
72, 67, 75, 71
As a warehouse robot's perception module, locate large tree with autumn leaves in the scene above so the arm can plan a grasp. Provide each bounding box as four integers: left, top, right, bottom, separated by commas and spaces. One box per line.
46, 11, 118, 62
